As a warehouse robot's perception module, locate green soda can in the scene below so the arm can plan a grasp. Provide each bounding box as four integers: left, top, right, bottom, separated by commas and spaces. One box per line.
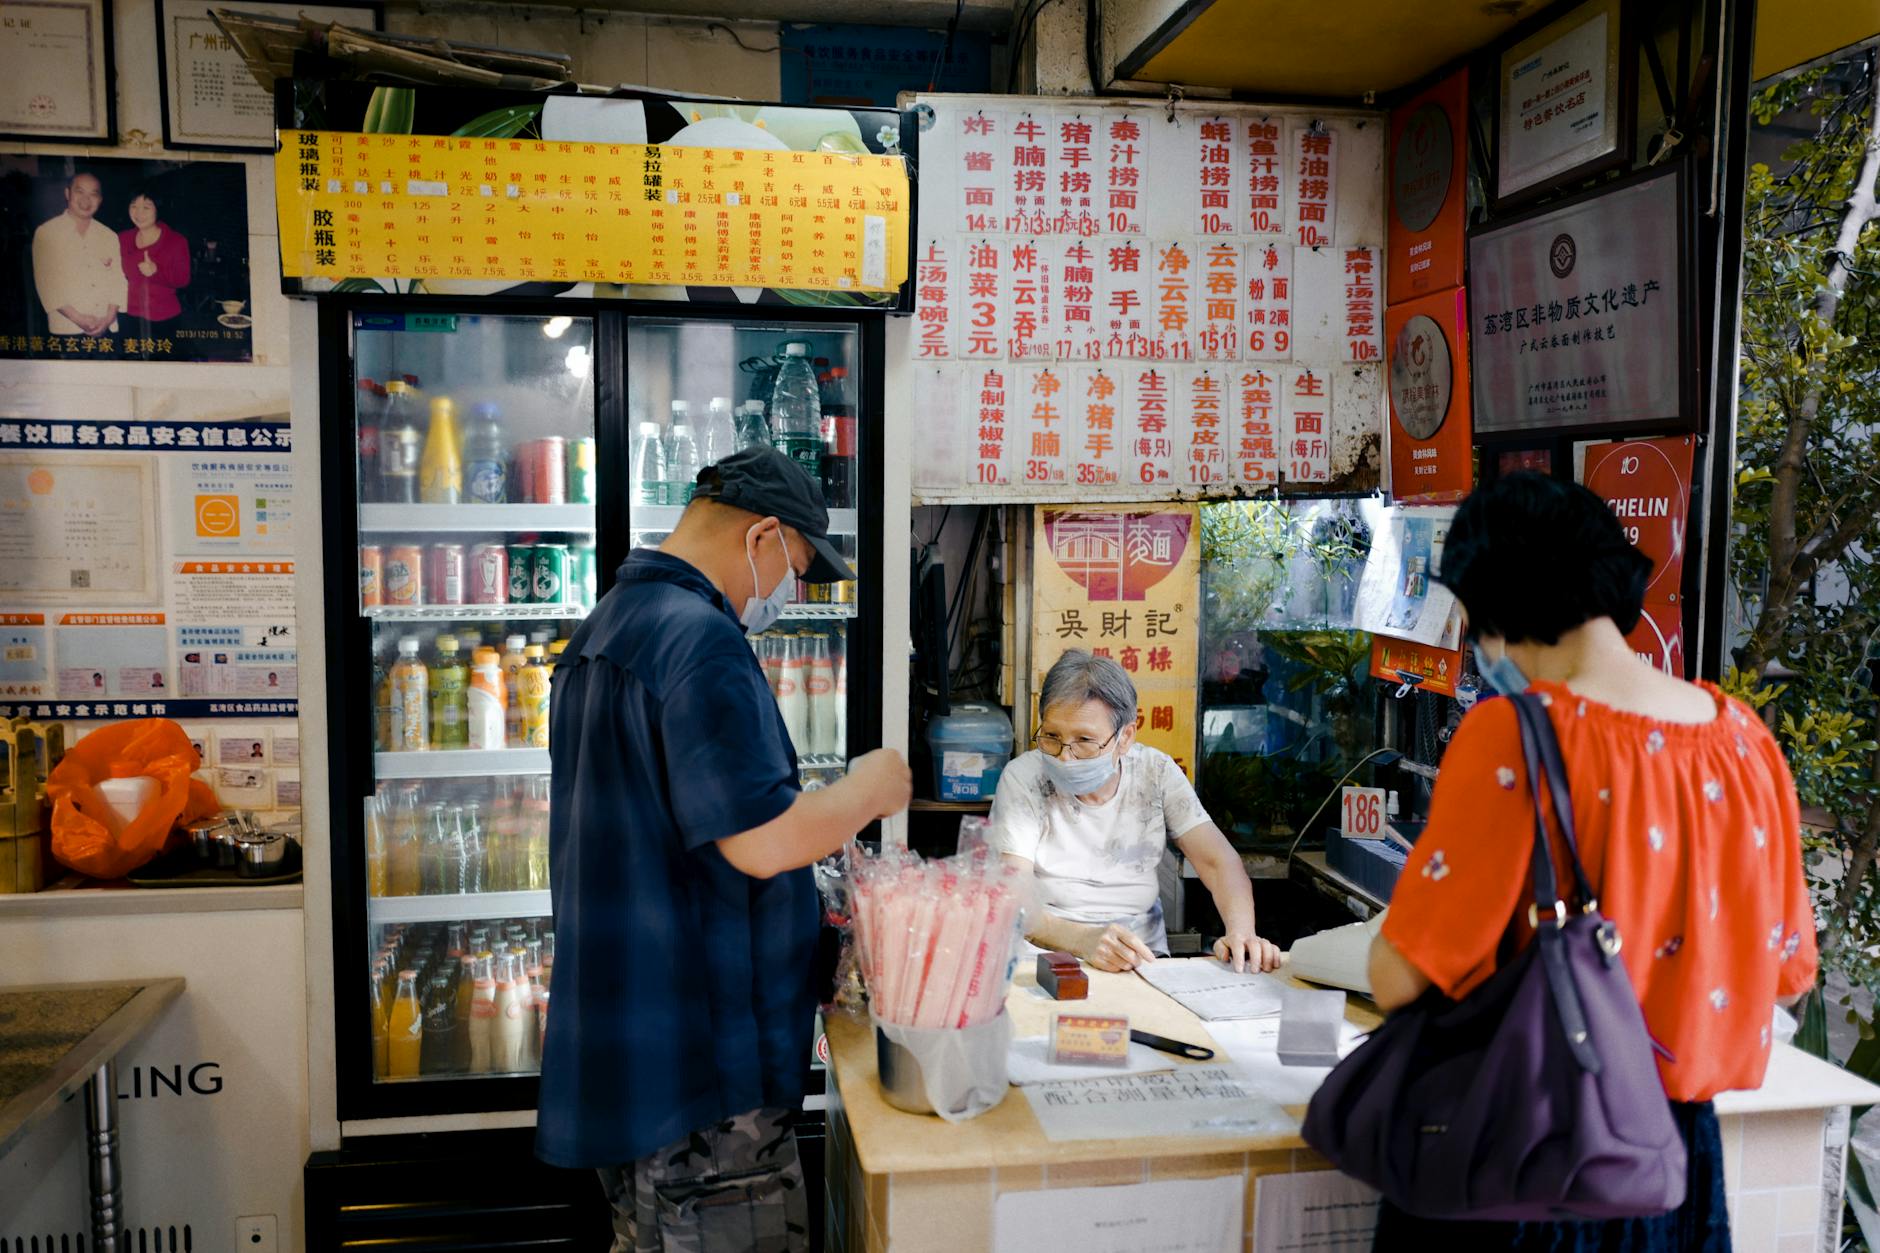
570, 541, 598, 608
532, 543, 571, 606
506, 543, 535, 604
568, 437, 597, 505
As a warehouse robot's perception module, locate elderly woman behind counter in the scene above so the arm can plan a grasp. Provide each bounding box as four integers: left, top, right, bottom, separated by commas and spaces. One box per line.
988, 649, 1282, 974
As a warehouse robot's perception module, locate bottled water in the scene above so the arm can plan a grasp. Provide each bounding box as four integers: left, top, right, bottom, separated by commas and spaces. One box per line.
666, 421, 701, 505
770, 342, 822, 481
632, 421, 665, 506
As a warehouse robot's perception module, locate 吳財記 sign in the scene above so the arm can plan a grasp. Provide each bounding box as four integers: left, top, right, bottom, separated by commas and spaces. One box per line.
1469, 168, 1688, 436
1388, 69, 1467, 300
911, 93, 1389, 503
276, 131, 911, 294
1032, 504, 1200, 776
1582, 434, 1694, 676
1497, 0, 1627, 202
1386, 286, 1472, 503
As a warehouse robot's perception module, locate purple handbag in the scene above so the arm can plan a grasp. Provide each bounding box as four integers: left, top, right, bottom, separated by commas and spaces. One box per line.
1301, 692, 1686, 1221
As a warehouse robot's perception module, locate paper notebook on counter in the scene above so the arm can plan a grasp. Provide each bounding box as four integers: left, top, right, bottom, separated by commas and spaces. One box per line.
1138, 958, 1287, 1021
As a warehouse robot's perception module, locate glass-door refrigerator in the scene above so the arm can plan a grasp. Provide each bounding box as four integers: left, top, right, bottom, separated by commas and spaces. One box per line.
319, 301, 885, 1124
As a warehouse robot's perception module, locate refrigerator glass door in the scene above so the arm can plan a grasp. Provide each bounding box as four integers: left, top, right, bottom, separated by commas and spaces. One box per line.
626, 317, 860, 785
352, 311, 596, 1085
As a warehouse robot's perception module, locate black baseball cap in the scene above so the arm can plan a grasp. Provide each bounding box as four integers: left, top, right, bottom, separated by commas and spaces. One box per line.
693, 445, 853, 583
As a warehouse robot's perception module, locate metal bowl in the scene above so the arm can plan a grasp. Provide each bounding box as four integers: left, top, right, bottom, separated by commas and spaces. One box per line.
233, 829, 289, 877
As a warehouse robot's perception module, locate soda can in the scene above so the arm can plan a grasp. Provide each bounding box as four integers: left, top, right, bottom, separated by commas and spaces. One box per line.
468, 543, 508, 605
518, 664, 552, 748
568, 437, 596, 505
532, 543, 570, 606
569, 542, 597, 608
429, 543, 465, 605
511, 440, 536, 505
386, 545, 424, 606
534, 437, 567, 504
360, 545, 384, 608
506, 543, 535, 604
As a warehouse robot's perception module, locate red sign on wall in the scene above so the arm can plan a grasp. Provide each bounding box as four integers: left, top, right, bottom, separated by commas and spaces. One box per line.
1387, 286, 1473, 503
1582, 435, 1695, 676
1369, 635, 1461, 699
1388, 69, 1468, 301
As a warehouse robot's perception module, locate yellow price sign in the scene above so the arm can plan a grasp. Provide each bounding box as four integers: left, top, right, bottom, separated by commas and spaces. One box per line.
276, 130, 911, 293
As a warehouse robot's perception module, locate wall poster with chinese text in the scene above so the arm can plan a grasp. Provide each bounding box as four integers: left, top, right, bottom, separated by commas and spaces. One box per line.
0, 153, 252, 361
912, 93, 1387, 504
1032, 504, 1201, 776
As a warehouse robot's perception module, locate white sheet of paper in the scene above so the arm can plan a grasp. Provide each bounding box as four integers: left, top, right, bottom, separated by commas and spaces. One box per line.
1021, 1064, 1298, 1142
1353, 506, 1460, 648
1140, 958, 1287, 1020
1251, 1172, 1380, 1253
1204, 1018, 1366, 1106
994, 1176, 1243, 1253
1007, 1035, 1177, 1085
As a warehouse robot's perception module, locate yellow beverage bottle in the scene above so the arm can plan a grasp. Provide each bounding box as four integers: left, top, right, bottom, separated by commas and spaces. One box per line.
419, 397, 463, 504
387, 782, 422, 897
500, 635, 529, 747
365, 789, 391, 897
519, 646, 551, 748
388, 637, 429, 751
387, 969, 424, 1079
369, 972, 390, 1078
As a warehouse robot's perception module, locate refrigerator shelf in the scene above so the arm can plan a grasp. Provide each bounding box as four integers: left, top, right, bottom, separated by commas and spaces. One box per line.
778, 603, 858, 621
374, 748, 551, 779
365, 604, 590, 623
798, 754, 846, 770
367, 890, 552, 925
633, 505, 858, 535
360, 504, 597, 534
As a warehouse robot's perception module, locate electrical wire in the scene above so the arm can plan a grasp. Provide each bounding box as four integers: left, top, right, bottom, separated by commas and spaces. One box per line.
926, 0, 967, 93
706, 22, 779, 54
1005, 0, 1054, 92
1283, 748, 1403, 879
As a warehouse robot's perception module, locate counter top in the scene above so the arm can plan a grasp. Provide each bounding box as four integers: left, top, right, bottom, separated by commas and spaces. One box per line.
826, 966, 1381, 1175
0, 977, 185, 1160
1716, 1043, 1880, 1116
0, 883, 302, 917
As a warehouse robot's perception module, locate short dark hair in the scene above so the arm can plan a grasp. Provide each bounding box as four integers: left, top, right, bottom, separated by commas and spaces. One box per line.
128, 187, 158, 208
1438, 472, 1653, 645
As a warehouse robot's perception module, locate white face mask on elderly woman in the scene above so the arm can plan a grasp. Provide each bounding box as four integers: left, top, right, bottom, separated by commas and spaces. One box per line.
1040, 747, 1119, 796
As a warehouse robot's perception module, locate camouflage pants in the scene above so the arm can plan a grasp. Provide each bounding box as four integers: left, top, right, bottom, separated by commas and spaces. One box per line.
597, 1107, 808, 1253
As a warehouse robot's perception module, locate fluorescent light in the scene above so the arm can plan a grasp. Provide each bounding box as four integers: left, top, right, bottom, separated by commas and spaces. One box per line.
565, 345, 590, 378
543, 316, 573, 339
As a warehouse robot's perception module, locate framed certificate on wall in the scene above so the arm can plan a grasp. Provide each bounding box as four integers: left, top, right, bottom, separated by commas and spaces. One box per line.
0, 0, 116, 144
157, 0, 378, 151
1495, 0, 1632, 205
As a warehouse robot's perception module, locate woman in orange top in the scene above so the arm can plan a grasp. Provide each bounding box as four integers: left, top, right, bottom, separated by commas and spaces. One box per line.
1369, 474, 1817, 1251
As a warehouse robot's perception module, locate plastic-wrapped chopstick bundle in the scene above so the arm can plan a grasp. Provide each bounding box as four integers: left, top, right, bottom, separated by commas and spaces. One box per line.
847, 842, 1029, 1029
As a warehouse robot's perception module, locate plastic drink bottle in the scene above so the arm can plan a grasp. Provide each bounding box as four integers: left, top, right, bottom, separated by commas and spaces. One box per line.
633, 421, 665, 507
701, 396, 738, 467
357, 378, 383, 503
770, 342, 823, 480
468, 953, 496, 1073
834, 648, 848, 759
776, 635, 808, 750
807, 633, 838, 757
500, 635, 528, 746
419, 396, 463, 504
373, 652, 394, 751
387, 970, 423, 1079
389, 637, 429, 751
519, 647, 552, 749
467, 647, 506, 750
428, 635, 469, 749
464, 402, 507, 504
735, 400, 773, 451
667, 412, 700, 505
369, 972, 389, 1079
523, 774, 552, 890
379, 381, 421, 503
365, 789, 390, 897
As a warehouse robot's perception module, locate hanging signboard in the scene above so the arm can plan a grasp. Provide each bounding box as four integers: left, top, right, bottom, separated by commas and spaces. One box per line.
278, 82, 912, 306
1496, 0, 1629, 203
1581, 433, 1694, 676
1469, 166, 1691, 436
1387, 69, 1467, 300
1032, 504, 1200, 777
1369, 635, 1461, 699
1386, 286, 1473, 503
910, 92, 1387, 504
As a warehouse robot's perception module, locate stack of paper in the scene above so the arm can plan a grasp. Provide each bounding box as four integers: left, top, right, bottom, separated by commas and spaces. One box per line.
1139, 958, 1287, 1021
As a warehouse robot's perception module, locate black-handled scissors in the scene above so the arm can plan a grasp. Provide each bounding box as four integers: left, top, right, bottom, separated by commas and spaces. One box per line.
1130, 1028, 1215, 1061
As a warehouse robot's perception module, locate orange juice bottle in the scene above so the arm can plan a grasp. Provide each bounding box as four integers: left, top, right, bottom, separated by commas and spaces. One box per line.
365, 792, 391, 897
387, 969, 424, 1079
369, 971, 390, 1078
419, 397, 463, 504
387, 781, 422, 897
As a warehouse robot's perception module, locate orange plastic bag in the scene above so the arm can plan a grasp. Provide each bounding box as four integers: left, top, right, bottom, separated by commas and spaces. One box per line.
46, 719, 220, 879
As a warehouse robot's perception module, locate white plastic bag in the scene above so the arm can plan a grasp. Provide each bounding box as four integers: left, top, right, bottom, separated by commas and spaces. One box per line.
874, 1012, 1011, 1122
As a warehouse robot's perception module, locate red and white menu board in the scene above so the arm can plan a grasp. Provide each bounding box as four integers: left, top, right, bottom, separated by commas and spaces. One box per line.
911, 93, 1387, 502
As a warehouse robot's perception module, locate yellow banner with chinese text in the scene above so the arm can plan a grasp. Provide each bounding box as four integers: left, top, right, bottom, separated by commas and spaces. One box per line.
1031, 504, 1200, 778
275, 130, 910, 292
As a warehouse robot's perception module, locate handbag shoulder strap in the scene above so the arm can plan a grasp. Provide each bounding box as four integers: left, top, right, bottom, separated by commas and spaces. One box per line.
1510, 692, 1597, 911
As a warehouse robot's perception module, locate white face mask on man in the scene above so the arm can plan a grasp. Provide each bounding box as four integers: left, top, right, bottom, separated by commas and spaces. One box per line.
739, 525, 793, 635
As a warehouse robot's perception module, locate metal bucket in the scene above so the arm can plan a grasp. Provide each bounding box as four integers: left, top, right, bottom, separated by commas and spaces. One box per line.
875, 1027, 934, 1115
